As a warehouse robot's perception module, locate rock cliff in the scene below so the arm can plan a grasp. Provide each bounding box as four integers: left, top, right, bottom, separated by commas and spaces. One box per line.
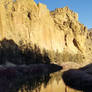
0, 0, 87, 54
85, 28, 92, 62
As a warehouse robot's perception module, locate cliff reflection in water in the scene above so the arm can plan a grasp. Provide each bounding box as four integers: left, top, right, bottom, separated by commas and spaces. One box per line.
0, 70, 50, 92
0, 64, 62, 92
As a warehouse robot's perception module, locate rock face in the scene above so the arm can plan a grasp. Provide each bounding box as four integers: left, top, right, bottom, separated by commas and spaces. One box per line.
88, 28, 92, 40
84, 28, 92, 62
0, 0, 87, 53
62, 64, 92, 92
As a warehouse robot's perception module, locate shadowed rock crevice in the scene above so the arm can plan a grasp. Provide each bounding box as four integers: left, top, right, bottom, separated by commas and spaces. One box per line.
27, 12, 31, 20
73, 38, 81, 51
64, 34, 67, 46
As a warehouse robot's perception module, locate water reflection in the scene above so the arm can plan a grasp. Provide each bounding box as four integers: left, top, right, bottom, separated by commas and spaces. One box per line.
0, 63, 83, 92
0, 74, 50, 92
0, 64, 62, 92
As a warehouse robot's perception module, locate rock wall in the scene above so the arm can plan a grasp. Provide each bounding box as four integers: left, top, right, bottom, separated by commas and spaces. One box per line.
0, 0, 87, 54
84, 28, 92, 62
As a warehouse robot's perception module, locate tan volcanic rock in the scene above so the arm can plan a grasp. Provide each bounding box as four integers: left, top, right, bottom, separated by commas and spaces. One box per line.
87, 28, 92, 40
51, 7, 87, 53
84, 28, 92, 62
0, 0, 87, 53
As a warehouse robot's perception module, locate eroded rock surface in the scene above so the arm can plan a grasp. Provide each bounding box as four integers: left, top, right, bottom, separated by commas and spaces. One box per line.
0, 0, 87, 54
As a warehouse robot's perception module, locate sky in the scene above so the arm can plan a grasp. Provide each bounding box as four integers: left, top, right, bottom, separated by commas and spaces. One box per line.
34, 0, 92, 29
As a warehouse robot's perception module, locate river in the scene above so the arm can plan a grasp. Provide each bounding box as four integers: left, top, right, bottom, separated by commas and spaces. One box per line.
0, 69, 82, 92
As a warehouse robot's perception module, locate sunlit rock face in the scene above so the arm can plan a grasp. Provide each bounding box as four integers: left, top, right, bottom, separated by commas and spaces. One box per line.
0, 0, 87, 53
51, 7, 87, 53
88, 28, 92, 40
84, 28, 92, 62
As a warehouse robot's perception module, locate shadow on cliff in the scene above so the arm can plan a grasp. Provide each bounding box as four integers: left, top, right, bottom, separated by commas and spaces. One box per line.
0, 39, 62, 92
62, 63, 92, 92
0, 38, 50, 64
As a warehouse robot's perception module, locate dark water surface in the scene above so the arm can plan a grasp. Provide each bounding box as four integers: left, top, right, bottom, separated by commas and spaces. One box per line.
0, 64, 82, 92
0, 64, 63, 92
0, 72, 50, 92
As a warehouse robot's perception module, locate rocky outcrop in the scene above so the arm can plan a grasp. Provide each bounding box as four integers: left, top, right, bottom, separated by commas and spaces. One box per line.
62, 63, 92, 92
87, 28, 92, 40
51, 7, 87, 53
0, 0, 87, 54
84, 28, 92, 62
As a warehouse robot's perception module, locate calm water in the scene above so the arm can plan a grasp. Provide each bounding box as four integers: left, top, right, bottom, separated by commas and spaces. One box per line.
0, 70, 82, 92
